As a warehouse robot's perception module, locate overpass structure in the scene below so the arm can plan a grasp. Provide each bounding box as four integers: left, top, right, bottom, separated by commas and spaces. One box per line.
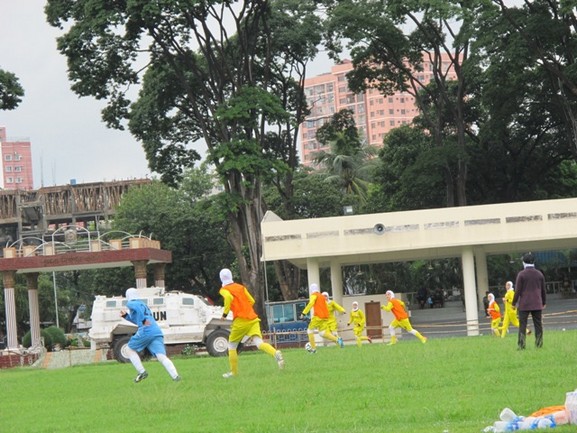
261, 197, 577, 336
0, 179, 151, 245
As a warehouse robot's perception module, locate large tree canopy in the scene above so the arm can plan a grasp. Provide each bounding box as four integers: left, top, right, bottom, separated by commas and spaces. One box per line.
321, 0, 481, 206
45, 0, 322, 312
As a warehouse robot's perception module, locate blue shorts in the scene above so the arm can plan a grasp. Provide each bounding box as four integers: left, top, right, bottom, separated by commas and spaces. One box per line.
128, 330, 166, 356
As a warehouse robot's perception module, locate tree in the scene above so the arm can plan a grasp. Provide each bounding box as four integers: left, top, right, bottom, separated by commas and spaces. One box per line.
0, 69, 24, 110
45, 0, 322, 313
313, 109, 377, 205
466, 1, 577, 203
322, 0, 482, 206
113, 171, 234, 300
365, 125, 447, 212
263, 168, 348, 299
488, 0, 577, 159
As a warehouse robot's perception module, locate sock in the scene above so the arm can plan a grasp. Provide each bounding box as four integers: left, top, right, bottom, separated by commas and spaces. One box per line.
307, 333, 317, 349
257, 342, 277, 357
157, 354, 178, 379
127, 348, 145, 373
228, 349, 239, 375
321, 331, 338, 342
412, 331, 426, 342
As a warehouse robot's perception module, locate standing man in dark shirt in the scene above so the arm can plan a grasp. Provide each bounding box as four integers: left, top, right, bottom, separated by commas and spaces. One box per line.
513, 252, 546, 350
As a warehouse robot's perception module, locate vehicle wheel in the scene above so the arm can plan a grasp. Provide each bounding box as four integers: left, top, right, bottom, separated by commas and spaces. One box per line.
112, 335, 132, 363
205, 329, 230, 357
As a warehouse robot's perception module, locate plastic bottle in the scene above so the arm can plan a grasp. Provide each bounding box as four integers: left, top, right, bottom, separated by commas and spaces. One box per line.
516, 417, 533, 430
505, 421, 520, 431
500, 408, 517, 422
536, 417, 553, 429
493, 421, 509, 432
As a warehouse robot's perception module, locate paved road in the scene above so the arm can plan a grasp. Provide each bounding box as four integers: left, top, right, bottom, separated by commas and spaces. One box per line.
409, 293, 577, 338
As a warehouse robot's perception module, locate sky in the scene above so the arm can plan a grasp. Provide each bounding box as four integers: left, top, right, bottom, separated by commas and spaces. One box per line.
0, 1, 333, 190
0, 1, 157, 188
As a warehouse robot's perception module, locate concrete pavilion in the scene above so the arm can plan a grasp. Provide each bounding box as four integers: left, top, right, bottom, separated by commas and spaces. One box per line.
261, 197, 577, 336
0, 228, 171, 351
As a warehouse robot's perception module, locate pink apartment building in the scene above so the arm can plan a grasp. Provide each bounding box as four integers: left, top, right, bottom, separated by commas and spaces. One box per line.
0, 126, 34, 190
300, 58, 457, 166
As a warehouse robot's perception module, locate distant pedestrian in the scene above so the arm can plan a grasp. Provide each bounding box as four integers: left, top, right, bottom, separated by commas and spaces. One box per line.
347, 301, 372, 346
121, 288, 181, 383
218, 268, 284, 378
381, 290, 427, 345
513, 253, 546, 349
486, 293, 501, 337
482, 291, 490, 317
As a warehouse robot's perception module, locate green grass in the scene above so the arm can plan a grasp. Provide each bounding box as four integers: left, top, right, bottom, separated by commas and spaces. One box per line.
2, 331, 577, 433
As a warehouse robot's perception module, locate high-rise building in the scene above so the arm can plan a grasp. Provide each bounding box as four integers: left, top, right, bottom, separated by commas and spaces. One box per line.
300, 57, 457, 166
0, 126, 34, 190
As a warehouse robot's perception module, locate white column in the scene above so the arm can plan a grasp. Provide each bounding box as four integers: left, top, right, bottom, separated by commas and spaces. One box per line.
27, 273, 42, 350
330, 261, 344, 304
462, 246, 480, 336
474, 248, 489, 311
306, 258, 320, 293
3, 271, 18, 349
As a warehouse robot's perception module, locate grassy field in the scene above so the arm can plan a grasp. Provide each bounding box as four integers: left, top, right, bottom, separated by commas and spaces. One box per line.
2, 330, 577, 433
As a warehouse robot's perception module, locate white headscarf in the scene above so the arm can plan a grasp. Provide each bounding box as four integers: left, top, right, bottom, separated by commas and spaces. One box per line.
310, 283, 319, 294
219, 268, 234, 286
352, 301, 359, 311
125, 288, 138, 301
386, 290, 395, 298
322, 291, 330, 301
506, 281, 514, 291
488, 293, 495, 302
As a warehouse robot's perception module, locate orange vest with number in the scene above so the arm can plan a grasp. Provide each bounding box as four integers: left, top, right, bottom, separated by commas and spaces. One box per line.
222, 283, 258, 320
312, 292, 329, 319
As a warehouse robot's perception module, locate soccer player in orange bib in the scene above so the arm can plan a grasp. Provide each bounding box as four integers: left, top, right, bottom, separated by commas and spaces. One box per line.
301, 284, 344, 352
487, 293, 502, 337
381, 290, 427, 345
219, 268, 284, 378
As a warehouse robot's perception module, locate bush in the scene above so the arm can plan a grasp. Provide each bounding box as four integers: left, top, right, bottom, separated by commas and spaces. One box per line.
44, 327, 66, 349
22, 327, 66, 351
22, 329, 52, 350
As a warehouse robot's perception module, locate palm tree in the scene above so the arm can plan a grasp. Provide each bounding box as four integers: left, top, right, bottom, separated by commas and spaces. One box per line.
313, 110, 378, 204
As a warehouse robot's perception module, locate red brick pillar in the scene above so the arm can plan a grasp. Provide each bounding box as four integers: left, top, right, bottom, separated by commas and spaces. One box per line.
26, 273, 42, 350
3, 271, 18, 350
153, 263, 166, 288
132, 260, 148, 288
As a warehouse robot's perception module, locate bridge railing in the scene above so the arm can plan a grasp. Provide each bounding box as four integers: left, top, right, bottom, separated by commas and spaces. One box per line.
1, 227, 160, 259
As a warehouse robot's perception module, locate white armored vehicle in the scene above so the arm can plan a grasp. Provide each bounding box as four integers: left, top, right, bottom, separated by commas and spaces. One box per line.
89, 287, 231, 362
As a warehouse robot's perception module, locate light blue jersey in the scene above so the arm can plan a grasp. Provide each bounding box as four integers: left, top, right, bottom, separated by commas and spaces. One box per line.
125, 300, 166, 356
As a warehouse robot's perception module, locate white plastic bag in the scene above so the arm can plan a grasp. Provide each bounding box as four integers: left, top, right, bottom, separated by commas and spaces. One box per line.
565, 390, 577, 424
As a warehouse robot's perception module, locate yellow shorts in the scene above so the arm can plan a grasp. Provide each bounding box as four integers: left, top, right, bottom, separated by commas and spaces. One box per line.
229, 317, 262, 343
308, 316, 330, 332
353, 325, 365, 337
390, 318, 414, 332
326, 317, 338, 332
490, 318, 501, 329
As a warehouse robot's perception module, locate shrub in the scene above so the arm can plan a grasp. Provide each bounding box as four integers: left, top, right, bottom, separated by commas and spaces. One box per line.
22, 329, 52, 350
43, 327, 67, 350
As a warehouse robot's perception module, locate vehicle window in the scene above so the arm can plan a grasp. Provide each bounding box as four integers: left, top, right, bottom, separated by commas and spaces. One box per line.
153, 298, 164, 305
182, 298, 194, 306
106, 301, 117, 308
